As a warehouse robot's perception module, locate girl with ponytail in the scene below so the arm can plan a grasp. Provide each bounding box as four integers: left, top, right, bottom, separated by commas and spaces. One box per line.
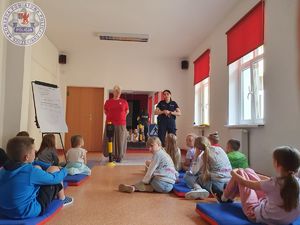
184, 136, 232, 200
220, 146, 300, 225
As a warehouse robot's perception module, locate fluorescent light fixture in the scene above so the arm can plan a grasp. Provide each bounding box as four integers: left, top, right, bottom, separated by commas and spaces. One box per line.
97, 32, 149, 42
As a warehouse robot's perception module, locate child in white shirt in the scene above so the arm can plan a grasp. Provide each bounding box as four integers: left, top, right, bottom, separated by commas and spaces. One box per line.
182, 133, 197, 171
65, 135, 91, 176
119, 137, 177, 193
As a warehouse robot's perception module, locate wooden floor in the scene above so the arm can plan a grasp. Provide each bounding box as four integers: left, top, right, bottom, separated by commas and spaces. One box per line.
50, 152, 212, 225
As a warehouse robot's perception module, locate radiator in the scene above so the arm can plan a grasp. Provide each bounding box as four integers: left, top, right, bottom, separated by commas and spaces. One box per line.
229, 129, 249, 165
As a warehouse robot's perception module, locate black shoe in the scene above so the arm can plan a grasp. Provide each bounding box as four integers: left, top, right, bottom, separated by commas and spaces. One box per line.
215, 192, 233, 203
210, 186, 233, 204
115, 158, 122, 163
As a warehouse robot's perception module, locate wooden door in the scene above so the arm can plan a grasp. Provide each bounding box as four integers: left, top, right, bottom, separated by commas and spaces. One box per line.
65, 87, 104, 151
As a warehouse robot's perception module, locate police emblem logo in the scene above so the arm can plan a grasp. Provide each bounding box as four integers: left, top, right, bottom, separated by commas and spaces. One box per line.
2, 1, 46, 46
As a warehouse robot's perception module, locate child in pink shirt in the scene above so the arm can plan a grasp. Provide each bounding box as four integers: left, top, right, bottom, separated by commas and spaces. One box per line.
220, 146, 300, 225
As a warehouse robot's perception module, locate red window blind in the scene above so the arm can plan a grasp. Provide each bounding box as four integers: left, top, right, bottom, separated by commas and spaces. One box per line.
154, 92, 159, 105
148, 96, 152, 123
193, 49, 210, 85
160, 92, 164, 102
226, 1, 264, 65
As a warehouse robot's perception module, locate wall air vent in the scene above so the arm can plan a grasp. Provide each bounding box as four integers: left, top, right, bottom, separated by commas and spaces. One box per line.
98, 32, 149, 42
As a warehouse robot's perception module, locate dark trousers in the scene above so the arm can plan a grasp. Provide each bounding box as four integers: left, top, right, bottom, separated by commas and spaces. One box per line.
158, 119, 176, 146
143, 123, 149, 142
37, 184, 63, 215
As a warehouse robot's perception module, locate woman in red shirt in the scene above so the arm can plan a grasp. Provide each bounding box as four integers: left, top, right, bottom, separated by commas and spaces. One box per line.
103, 85, 129, 162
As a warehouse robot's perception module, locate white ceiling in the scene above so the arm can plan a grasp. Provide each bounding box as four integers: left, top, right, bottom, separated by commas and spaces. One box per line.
35, 0, 239, 59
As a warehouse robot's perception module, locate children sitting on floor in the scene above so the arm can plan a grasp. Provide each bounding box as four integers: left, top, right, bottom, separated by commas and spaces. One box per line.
182, 133, 196, 171
36, 134, 59, 166
0, 136, 73, 219
165, 133, 181, 171
65, 135, 91, 176
219, 146, 300, 225
118, 137, 178, 193
132, 129, 139, 142
226, 139, 249, 169
184, 136, 232, 199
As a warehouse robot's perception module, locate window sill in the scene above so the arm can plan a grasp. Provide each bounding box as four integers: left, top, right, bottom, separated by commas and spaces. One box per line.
193, 124, 210, 129
225, 124, 264, 129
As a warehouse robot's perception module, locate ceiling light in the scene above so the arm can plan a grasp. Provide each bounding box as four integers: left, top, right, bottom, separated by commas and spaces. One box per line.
97, 32, 149, 42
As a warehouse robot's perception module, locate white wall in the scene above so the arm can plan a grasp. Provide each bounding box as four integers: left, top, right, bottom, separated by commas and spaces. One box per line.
0, 0, 9, 147
59, 48, 189, 147
0, 25, 59, 149
28, 36, 60, 148
186, 0, 299, 175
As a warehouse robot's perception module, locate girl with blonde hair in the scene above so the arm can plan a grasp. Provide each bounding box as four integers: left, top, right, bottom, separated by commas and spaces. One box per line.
165, 133, 181, 171
184, 136, 232, 199
119, 137, 177, 193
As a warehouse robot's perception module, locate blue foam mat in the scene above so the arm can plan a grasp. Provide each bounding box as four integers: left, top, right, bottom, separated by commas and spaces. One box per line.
196, 202, 300, 225
178, 171, 185, 179
0, 199, 63, 225
64, 173, 88, 183
173, 180, 191, 196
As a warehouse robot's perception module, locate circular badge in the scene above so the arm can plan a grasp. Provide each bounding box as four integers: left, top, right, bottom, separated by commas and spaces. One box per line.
2, 1, 46, 46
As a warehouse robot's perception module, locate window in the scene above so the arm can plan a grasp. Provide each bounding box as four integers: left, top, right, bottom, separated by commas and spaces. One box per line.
194, 77, 209, 126
228, 46, 264, 125
193, 49, 210, 126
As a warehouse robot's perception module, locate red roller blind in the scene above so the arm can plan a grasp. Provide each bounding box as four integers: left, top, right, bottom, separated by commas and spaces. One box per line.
148, 96, 152, 123
226, 1, 264, 65
160, 92, 164, 102
154, 92, 159, 105
193, 49, 210, 85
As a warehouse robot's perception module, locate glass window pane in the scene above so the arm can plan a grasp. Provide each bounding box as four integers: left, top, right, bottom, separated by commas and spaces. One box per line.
241, 68, 252, 120
194, 83, 201, 125
253, 59, 264, 119
242, 51, 254, 64
203, 83, 209, 124
257, 45, 264, 56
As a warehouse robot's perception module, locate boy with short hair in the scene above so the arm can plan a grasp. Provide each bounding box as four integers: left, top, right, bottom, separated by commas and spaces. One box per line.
226, 139, 249, 169
0, 136, 72, 219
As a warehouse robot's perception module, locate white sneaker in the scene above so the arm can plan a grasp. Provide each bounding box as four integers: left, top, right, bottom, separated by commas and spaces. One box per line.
185, 189, 210, 200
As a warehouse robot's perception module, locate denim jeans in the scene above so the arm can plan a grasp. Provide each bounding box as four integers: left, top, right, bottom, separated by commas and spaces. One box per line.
183, 172, 199, 189
150, 177, 173, 193
198, 176, 227, 194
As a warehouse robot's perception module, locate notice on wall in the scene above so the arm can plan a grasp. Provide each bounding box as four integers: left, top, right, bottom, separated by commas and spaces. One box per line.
32, 82, 68, 133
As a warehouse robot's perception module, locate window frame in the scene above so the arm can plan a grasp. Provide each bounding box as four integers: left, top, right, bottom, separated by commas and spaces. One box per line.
229, 46, 264, 126
194, 77, 210, 126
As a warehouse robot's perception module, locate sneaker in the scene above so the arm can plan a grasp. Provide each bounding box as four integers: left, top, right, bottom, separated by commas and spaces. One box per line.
185, 189, 210, 200
63, 196, 73, 206
118, 184, 135, 193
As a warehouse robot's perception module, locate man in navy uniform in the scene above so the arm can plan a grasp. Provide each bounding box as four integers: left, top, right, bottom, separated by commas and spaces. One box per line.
154, 90, 181, 146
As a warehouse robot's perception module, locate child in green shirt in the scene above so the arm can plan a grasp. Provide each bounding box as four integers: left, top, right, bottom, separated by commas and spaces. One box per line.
226, 139, 248, 169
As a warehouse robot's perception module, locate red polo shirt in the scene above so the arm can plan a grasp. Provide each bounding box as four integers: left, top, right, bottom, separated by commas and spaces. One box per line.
104, 98, 128, 126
